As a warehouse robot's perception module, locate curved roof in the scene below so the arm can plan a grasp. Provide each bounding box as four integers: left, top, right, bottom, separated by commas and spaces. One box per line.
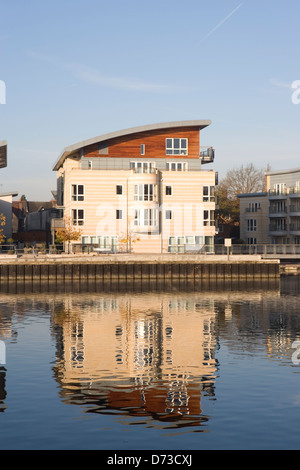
53, 120, 211, 170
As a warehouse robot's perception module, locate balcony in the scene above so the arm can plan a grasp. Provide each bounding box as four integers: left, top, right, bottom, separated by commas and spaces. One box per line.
269, 189, 287, 199
290, 222, 300, 235
269, 223, 287, 236
289, 187, 300, 198
290, 204, 300, 216
269, 206, 287, 217
200, 147, 214, 164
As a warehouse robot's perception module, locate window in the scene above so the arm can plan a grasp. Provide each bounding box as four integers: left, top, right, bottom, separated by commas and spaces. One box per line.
72, 209, 84, 226
165, 210, 172, 220
273, 183, 286, 194
167, 162, 188, 171
203, 210, 215, 226
134, 208, 158, 226
248, 202, 260, 212
140, 144, 145, 155
166, 138, 188, 155
134, 184, 155, 201
116, 185, 123, 195
165, 186, 172, 196
203, 186, 215, 202
130, 161, 155, 173
116, 210, 123, 220
71, 184, 84, 201
247, 219, 257, 232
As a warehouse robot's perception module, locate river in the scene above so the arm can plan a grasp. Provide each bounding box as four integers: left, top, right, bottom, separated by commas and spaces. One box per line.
0, 276, 300, 450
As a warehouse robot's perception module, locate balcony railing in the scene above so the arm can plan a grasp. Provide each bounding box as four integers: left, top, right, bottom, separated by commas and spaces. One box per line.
269, 189, 287, 197
269, 206, 287, 215
200, 147, 214, 164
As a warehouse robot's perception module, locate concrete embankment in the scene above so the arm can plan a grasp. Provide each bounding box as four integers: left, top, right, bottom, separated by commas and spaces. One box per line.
0, 254, 280, 281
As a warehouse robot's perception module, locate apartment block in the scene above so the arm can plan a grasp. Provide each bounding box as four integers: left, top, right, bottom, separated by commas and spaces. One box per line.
52, 121, 217, 253
238, 192, 269, 244
239, 167, 300, 245
267, 167, 300, 244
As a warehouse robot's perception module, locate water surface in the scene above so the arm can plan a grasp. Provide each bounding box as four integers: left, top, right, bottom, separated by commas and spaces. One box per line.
1, 277, 300, 450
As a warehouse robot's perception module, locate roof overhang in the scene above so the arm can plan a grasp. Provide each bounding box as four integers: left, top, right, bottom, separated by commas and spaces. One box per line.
0, 191, 18, 198
52, 120, 211, 171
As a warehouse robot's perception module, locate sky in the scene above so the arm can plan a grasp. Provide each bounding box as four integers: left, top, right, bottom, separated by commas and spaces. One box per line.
0, 0, 300, 200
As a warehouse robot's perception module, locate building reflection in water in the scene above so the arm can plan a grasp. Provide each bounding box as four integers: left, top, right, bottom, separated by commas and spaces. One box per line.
3, 278, 300, 432
52, 292, 218, 429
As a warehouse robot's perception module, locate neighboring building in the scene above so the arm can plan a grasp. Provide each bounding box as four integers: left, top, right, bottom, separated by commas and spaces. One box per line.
52, 121, 217, 253
12, 199, 59, 244
266, 167, 300, 244
239, 167, 300, 245
0, 142, 19, 241
238, 192, 269, 244
0, 191, 18, 240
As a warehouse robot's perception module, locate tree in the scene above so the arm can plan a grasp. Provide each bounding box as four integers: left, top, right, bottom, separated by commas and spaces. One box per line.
0, 213, 5, 244
216, 163, 269, 241
219, 163, 267, 200
55, 217, 82, 253
119, 230, 141, 253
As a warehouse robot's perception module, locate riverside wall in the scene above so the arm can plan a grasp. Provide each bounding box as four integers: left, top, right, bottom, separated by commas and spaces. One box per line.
0, 254, 280, 281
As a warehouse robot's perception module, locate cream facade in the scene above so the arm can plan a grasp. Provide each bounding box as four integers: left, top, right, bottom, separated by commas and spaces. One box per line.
238, 192, 269, 244
53, 121, 217, 253
239, 167, 300, 245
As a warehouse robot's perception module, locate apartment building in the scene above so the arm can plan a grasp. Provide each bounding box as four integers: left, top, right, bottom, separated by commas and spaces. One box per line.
239, 167, 300, 245
52, 121, 217, 253
266, 167, 300, 244
238, 192, 269, 244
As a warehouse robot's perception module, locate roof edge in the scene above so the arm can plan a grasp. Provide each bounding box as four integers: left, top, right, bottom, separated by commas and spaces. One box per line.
53, 120, 212, 171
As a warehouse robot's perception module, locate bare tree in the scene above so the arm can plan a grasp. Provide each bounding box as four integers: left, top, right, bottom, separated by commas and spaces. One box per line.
219, 163, 267, 200
215, 163, 269, 241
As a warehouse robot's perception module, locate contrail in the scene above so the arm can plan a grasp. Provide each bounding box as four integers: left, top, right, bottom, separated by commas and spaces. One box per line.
201, 2, 244, 42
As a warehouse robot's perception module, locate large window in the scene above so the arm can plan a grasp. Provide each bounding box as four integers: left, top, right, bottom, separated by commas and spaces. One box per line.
166, 138, 188, 155
130, 161, 155, 173
134, 184, 155, 201
72, 209, 84, 226
247, 219, 257, 232
166, 162, 188, 171
71, 184, 84, 201
203, 186, 215, 202
134, 208, 158, 227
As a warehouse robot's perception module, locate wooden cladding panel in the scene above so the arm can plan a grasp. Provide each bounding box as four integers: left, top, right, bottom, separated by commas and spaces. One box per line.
83, 127, 200, 160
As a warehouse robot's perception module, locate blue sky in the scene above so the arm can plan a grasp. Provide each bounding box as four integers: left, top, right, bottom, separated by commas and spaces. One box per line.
0, 0, 299, 200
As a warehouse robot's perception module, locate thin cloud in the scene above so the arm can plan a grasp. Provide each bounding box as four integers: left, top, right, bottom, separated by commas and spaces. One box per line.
65, 63, 170, 93
27, 50, 173, 94
200, 2, 244, 42
269, 78, 295, 89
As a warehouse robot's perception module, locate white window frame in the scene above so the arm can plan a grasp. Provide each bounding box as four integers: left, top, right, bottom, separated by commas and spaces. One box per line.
247, 219, 257, 232
167, 162, 188, 171
116, 209, 123, 220
134, 184, 155, 201
140, 144, 145, 155
116, 185, 123, 195
130, 161, 155, 173
165, 210, 172, 220
134, 208, 158, 226
71, 184, 85, 202
166, 138, 188, 156
165, 186, 173, 196
72, 209, 84, 226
